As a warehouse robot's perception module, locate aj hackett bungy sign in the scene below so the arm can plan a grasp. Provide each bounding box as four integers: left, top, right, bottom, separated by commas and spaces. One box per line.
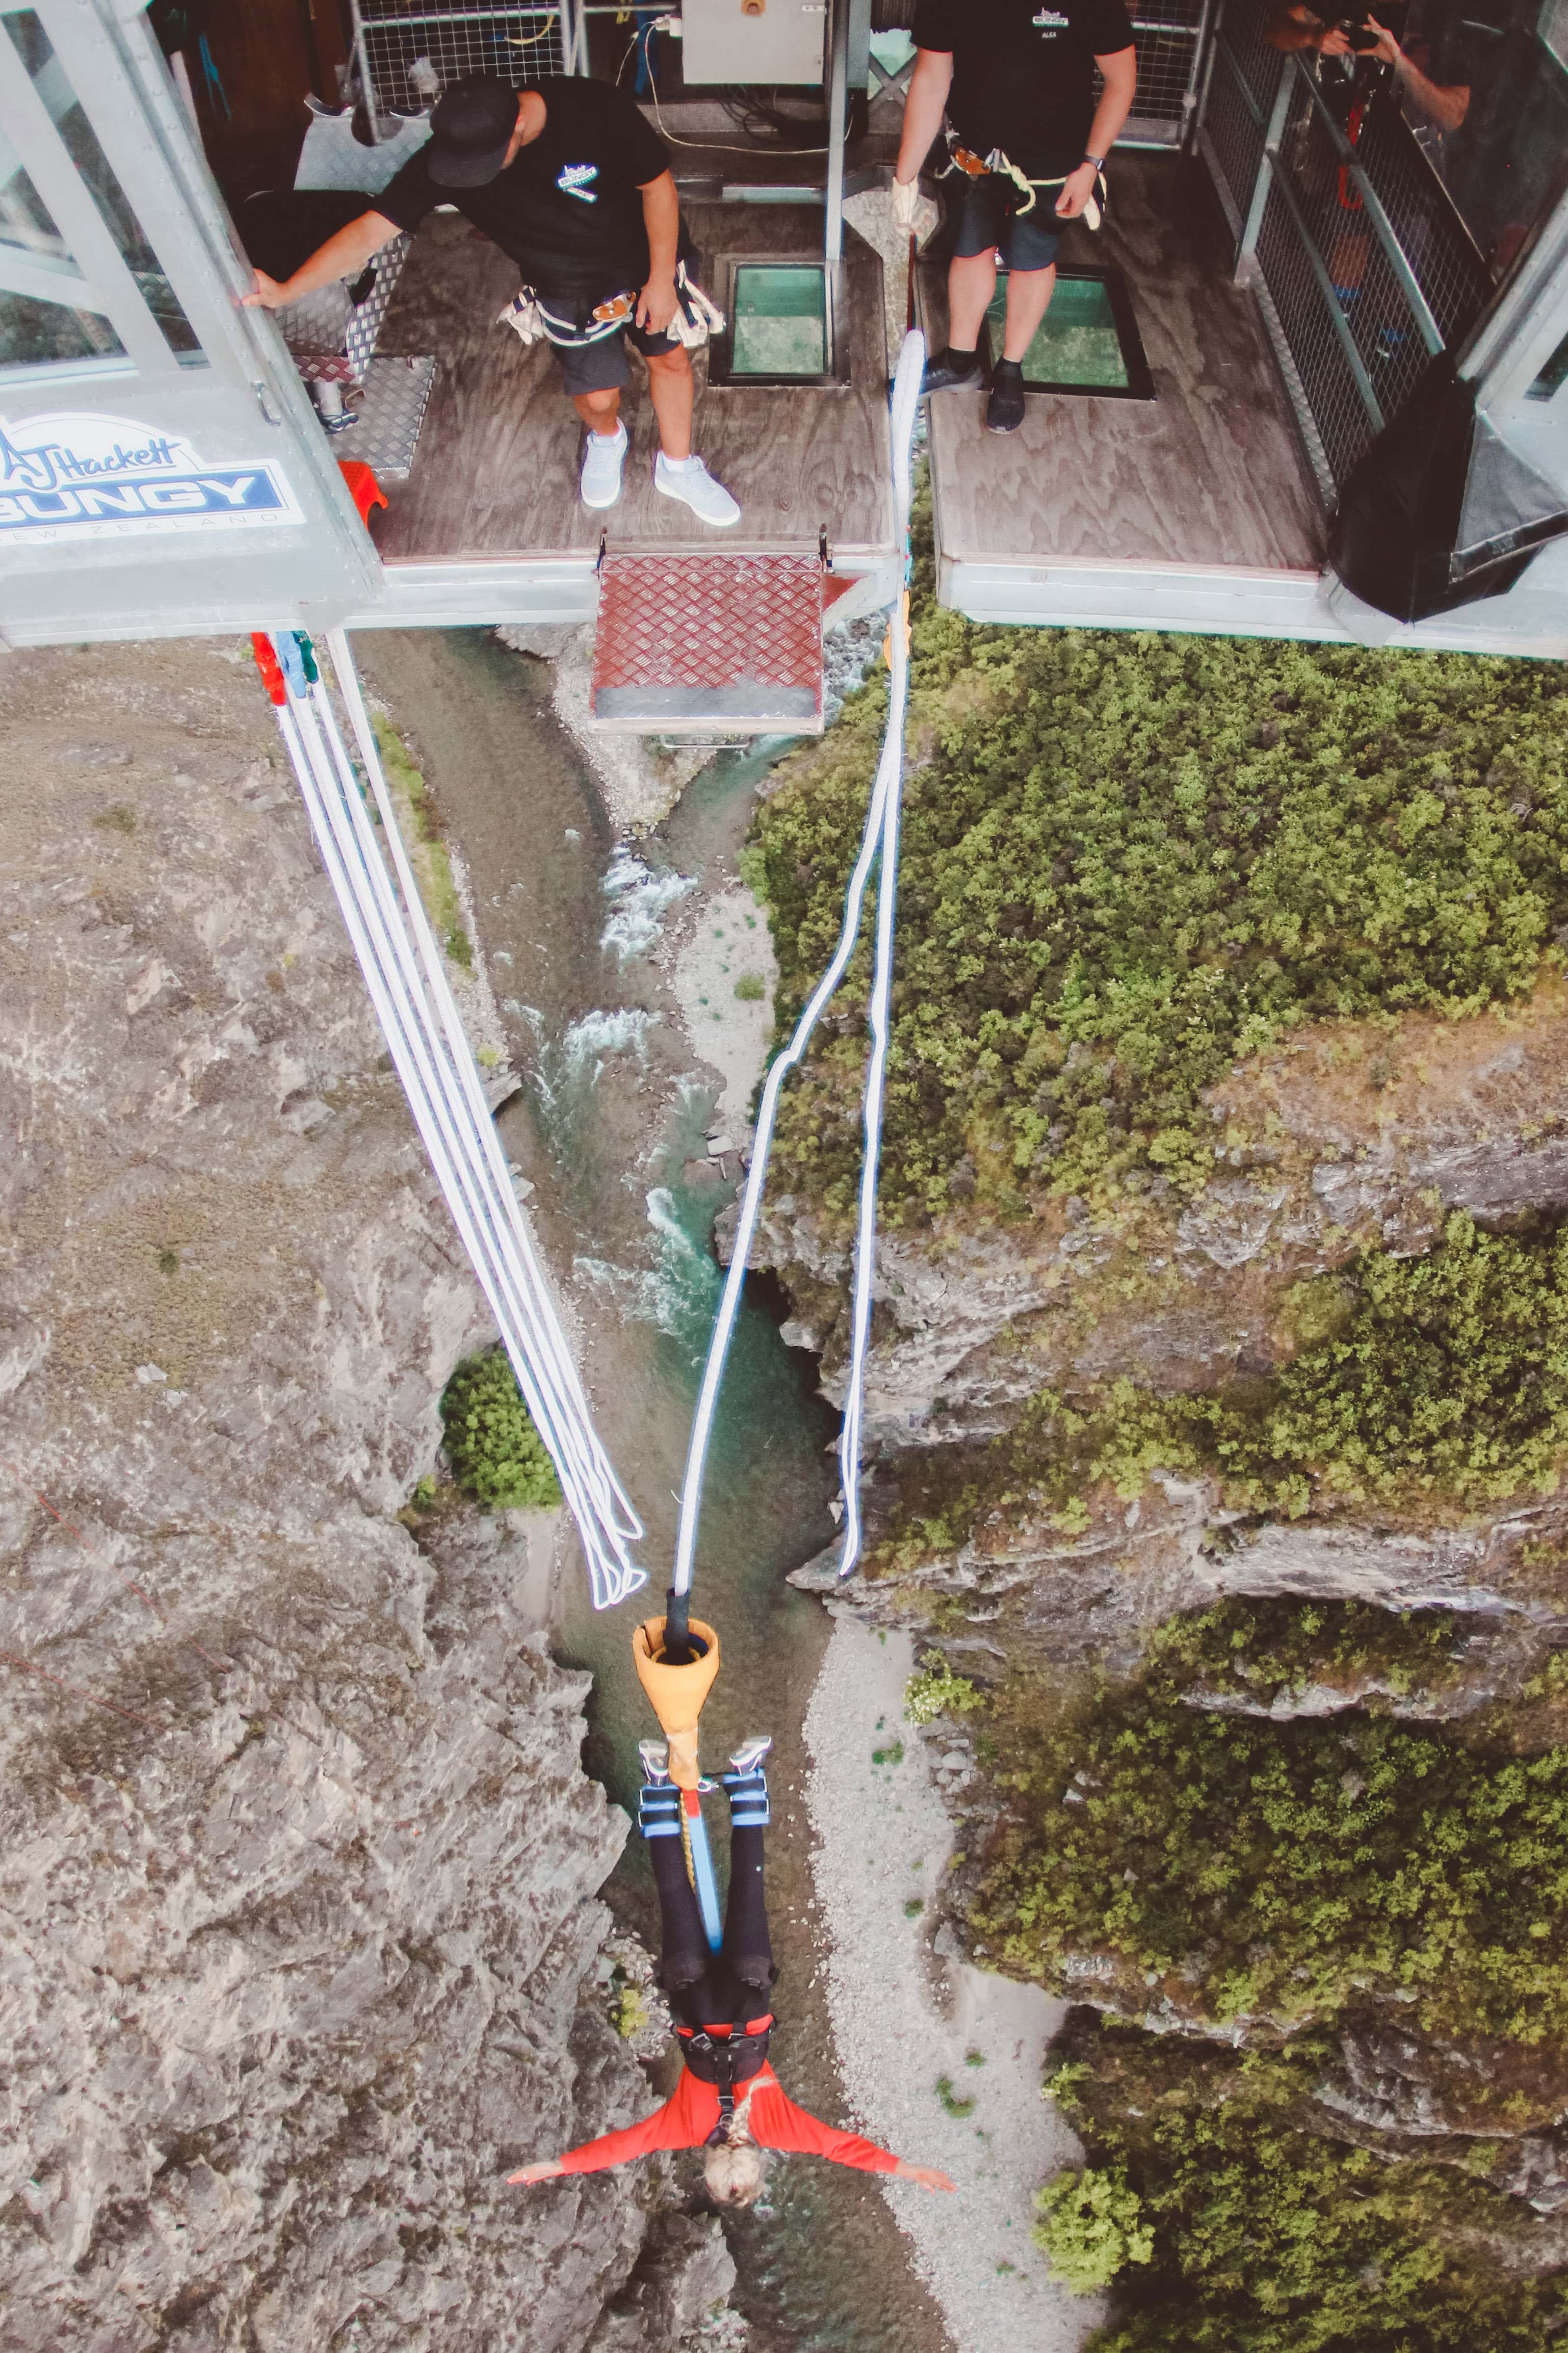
0, 412, 303, 542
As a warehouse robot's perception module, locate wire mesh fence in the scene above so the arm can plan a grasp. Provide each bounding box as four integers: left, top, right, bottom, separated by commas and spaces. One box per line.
1221, 0, 1282, 119
1086, 0, 1206, 142
1198, 0, 1496, 495
1202, 35, 1266, 222
1255, 173, 1381, 484
351, 0, 567, 117
1129, 17, 1204, 131
1348, 93, 1490, 347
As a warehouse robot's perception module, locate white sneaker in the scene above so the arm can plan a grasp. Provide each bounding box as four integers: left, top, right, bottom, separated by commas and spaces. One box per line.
654, 450, 741, 528
580, 421, 628, 510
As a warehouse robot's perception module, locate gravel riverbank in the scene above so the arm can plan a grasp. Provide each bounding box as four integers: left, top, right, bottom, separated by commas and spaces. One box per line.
803, 1613, 1101, 2353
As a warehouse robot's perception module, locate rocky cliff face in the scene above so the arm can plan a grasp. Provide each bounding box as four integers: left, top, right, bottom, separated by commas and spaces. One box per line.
759, 943, 1568, 2269
742, 984, 1568, 1465
756, 984, 1568, 1671
0, 641, 733, 2353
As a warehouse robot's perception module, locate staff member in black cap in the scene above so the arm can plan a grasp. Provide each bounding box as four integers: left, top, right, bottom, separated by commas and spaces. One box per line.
246, 74, 741, 525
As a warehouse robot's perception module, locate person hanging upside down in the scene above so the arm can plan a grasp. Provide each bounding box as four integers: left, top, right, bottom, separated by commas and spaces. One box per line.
508, 1736, 956, 2207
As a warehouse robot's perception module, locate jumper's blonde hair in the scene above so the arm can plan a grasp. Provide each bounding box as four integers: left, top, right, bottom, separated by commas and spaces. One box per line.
702, 2098, 768, 2208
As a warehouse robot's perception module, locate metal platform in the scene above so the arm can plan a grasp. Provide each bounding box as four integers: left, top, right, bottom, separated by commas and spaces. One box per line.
331, 355, 438, 482
588, 551, 825, 733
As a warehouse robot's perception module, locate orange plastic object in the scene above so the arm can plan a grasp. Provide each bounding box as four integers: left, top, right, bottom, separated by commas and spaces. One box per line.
633, 1614, 721, 1789
250, 631, 286, 707
337, 459, 387, 526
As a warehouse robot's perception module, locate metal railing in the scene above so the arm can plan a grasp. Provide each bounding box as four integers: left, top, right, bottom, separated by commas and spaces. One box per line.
1198, 0, 1492, 490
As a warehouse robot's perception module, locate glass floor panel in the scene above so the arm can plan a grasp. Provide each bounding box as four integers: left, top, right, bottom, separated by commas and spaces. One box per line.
983, 267, 1152, 398
731, 264, 827, 378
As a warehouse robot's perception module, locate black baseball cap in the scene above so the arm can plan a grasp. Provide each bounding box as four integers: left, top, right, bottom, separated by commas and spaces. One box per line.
426, 75, 522, 188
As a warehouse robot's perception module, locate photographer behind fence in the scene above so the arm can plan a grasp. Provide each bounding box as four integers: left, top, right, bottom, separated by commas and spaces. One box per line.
1267, 0, 1468, 135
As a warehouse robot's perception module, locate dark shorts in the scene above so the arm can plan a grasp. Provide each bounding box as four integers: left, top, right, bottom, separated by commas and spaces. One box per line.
951, 172, 1064, 273
551, 314, 686, 395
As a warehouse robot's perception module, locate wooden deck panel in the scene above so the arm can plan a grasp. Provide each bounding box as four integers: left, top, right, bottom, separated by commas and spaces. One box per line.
922, 153, 1325, 574
372, 202, 892, 560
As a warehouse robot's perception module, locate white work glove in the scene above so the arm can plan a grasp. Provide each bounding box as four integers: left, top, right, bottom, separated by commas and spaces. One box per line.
497, 289, 546, 346
892, 175, 940, 250
671, 267, 726, 350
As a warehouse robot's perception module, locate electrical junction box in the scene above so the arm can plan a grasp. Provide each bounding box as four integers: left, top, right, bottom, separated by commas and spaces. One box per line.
680, 0, 826, 84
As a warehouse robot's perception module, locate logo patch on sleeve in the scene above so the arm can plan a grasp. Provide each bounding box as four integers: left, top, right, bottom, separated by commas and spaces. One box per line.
558, 162, 600, 201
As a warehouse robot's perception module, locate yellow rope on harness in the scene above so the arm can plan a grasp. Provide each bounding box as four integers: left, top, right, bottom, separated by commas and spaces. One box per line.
939, 134, 1105, 226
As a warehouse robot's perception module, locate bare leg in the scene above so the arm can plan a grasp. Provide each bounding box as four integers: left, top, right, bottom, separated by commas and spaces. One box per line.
645, 344, 694, 461
1001, 263, 1056, 363
574, 384, 622, 438
946, 248, 1000, 351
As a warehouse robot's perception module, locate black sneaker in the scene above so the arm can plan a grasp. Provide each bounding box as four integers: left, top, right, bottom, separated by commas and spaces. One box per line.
921, 346, 984, 395
987, 363, 1026, 433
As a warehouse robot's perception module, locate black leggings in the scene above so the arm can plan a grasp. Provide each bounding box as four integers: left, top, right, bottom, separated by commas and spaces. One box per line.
652, 1819, 773, 2014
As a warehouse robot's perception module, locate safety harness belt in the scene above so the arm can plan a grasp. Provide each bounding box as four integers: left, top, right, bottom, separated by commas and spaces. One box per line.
940, 132, 1107, 227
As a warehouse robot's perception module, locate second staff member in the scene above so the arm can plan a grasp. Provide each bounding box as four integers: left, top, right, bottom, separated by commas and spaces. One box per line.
894, 0, 1137, 433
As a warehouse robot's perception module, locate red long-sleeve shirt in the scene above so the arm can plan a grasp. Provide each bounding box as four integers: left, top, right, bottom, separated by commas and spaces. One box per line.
555, 2061, 901, 2176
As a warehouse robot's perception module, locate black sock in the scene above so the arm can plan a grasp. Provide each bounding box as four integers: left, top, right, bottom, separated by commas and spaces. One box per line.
945, 344, 978, 367
995, 356, 1023, 375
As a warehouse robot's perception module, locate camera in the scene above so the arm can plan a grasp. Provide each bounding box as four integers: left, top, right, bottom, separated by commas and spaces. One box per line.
1335, 14, 1383, 46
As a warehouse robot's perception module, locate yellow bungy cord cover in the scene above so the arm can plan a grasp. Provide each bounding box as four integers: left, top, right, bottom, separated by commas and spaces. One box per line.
633, 1614, 721, 1790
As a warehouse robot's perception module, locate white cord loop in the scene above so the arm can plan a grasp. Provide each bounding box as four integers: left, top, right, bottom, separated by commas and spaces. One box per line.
670, 330, 927, 1597
265, 627, 646, 1611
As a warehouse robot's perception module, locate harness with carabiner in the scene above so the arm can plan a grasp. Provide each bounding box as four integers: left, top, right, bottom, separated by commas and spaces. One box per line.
939, 130, 1106, 226
496, 257, 726, 350
678, 2013, 774, 2143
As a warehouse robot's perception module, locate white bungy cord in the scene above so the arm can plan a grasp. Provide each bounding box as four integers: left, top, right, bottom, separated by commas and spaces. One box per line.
265, 628, 646, 1612
671, 328, 927, 1599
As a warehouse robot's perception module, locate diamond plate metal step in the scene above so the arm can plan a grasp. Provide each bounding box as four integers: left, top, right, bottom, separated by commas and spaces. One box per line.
329, 355, 437, 483
589, 551, 824, 734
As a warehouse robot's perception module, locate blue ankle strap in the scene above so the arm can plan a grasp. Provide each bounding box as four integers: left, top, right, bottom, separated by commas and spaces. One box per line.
639, 1786, 683, 1839
723, 1769, 769, 1825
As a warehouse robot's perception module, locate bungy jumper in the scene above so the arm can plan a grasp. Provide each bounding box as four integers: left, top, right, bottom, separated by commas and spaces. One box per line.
261, 340, 940, 2202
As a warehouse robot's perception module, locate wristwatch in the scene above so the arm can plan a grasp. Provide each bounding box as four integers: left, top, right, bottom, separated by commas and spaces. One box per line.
1082, 150, 1105, 170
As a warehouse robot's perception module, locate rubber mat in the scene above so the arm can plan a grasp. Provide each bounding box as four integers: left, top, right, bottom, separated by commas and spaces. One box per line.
590, 551, 824, 733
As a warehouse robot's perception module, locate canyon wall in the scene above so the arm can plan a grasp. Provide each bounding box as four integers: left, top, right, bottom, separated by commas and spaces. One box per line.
0, 641, 732, 2353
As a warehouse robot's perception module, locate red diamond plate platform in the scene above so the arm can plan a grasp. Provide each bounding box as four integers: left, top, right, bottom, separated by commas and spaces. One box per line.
589, 551, 824, 734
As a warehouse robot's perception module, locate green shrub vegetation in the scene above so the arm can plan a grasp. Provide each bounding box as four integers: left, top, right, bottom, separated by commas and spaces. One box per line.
1034, 2164, 1153, 2293
905, 1650, 987, 1724
439, 1349, 563, 1511
372, 713, 474, 972
881, 1212, 1568, 1548
977, 1599, 1568, 2047
935, 2072, 976, 2118
748, 571, 1568, 1221
1038, 2021, 1567, 2352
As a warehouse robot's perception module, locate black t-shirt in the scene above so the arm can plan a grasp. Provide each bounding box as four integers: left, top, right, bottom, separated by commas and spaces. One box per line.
912, 0, 1136, 176
375, 76, 670, 302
